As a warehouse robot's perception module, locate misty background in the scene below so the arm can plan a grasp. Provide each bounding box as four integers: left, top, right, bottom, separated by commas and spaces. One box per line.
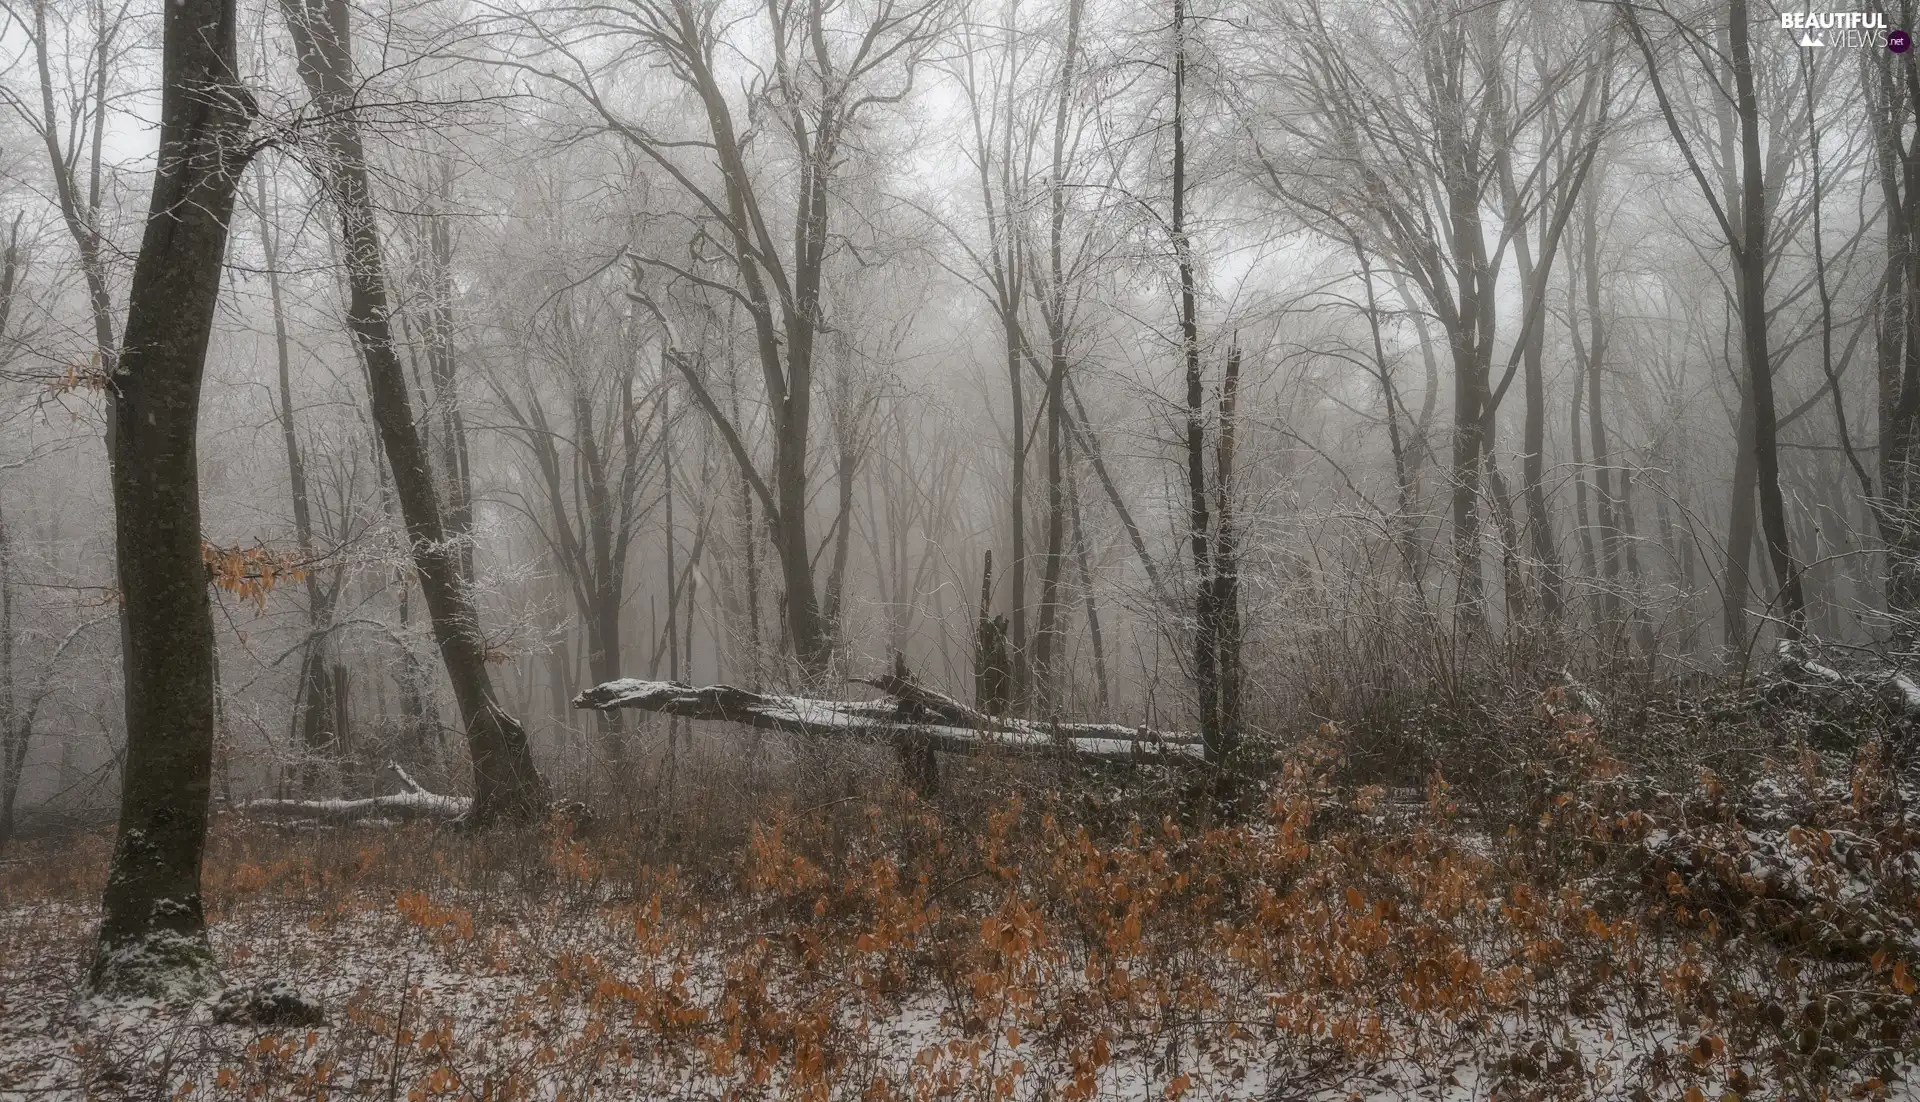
0, 0, 1896, 833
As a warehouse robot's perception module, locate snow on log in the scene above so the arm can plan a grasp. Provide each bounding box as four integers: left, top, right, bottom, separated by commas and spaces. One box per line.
234, 761, 470, 821
235, 790, 470, 822
1775, 641, 1920, 717
1777, 640, 1846, 684
1891, 673, 1920, 717
572, 676, 1205, 762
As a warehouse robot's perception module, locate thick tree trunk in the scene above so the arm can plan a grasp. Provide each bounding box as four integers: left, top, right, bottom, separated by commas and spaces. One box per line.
1482, 451, 1527, 627
281, 0, 546, 824
89, 0, 253, 997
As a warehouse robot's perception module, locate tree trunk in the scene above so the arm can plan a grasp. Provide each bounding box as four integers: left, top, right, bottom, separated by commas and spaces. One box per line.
1004, 303, 1030, 707
1509, 196, 1562, 625
1438, 39, 1494, 627
1171, 0, 1220, 763
1030, 0, 1084, 714
1211, 348, 1242, 755
421, 157, 474, 581
1723, 381, 1759, 653
1571, 360, 1600, 598
89, 0, 254, 997
0, 494, 17, 852
1729, 0, 1806, 639
1872, 26, 1920, 620
255, 165, 342, 794
1067, 460, 1110, 715
1355, 238, 1419, 580
0, 228, 23, 853
281, 0, 546, 823
1584, 296, 1624, 632
577, 672, 1203, 760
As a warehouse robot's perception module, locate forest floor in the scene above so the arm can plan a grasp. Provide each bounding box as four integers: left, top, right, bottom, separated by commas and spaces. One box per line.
4, 688, 1920, 1100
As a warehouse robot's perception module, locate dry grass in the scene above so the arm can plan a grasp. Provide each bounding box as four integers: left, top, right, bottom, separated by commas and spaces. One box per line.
3, 694, 1919, 1100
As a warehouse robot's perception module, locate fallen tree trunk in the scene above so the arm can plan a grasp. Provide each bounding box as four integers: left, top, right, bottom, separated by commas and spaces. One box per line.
1776, 640, 1920, 717
235, 762, 470, 822
572, 675, 1204, 763
236, 790, 470, 823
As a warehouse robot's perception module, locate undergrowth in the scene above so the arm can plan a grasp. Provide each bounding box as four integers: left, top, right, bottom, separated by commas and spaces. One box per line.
3, 688, 1919, 1100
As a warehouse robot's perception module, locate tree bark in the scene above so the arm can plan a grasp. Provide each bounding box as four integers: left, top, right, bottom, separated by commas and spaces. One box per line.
89, 0, 254, 997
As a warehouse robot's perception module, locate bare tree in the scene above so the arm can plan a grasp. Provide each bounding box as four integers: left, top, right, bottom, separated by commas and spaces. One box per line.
9, 0, 128, 385
1621, 0, 1808, 646
279, 0, 548, 822
1251, 0, 1585, 630
493, 0, 945, 682
250, 165, 348, 792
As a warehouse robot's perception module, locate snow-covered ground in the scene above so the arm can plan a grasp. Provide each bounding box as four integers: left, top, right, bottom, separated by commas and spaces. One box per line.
2, 893, 1878, 1101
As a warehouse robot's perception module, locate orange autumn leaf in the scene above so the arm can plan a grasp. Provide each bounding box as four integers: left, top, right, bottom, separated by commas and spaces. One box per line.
203, 541, 306, 609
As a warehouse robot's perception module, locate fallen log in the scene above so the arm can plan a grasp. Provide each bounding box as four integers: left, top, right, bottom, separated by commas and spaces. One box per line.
235, 789, 470, 822
234, 762, 470, 822
1774, 640, 1920, 719
572, 676, 1204, 763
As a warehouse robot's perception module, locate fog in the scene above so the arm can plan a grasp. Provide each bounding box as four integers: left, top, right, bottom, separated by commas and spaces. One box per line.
2, 0, 1918, 1089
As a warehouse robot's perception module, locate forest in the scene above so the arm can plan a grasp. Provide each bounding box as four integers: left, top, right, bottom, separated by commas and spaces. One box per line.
3, 0, 1920, 1097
